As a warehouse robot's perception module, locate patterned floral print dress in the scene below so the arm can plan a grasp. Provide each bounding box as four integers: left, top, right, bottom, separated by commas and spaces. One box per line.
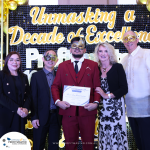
98, 77, 128, 150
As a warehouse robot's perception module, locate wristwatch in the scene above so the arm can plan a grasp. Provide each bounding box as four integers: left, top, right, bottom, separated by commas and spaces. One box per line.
93, 101, 99, 107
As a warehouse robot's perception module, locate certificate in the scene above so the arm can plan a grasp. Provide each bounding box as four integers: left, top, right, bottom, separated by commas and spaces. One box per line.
63, 85, 91, 106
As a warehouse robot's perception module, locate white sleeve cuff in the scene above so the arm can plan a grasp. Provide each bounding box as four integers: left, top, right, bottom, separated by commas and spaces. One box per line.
93, 101, 99, 104
55, 99, 60, 105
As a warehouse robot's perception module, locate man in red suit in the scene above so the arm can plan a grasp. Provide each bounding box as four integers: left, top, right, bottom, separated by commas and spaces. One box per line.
51, 37, 100, 150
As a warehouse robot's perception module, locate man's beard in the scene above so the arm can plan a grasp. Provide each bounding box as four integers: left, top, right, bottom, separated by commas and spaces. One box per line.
72, 54, 83, 58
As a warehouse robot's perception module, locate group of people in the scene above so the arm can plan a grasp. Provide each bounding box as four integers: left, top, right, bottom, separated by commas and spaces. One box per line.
0, 30, 149, 150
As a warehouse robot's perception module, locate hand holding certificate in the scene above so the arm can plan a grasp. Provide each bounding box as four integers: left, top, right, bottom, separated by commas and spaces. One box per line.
63, 85, 91, 106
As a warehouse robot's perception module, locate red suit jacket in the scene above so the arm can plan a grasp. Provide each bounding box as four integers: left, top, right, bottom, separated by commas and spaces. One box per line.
51, 59, 101, 116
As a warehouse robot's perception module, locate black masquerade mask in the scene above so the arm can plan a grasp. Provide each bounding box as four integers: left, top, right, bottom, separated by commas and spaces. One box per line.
44, 53, 57, 61
71, 37, 85, 50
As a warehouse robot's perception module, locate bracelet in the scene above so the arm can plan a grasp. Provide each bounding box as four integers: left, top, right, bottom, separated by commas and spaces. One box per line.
108, 93, 111, 99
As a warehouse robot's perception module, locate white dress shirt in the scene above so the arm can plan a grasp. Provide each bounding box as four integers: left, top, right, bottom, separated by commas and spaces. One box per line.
122, 46, 150, 117
71, 55, 84, 72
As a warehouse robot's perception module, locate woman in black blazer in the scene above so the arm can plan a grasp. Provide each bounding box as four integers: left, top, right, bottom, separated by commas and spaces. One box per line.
94, 42, 128, 150
0, 51, 31, 137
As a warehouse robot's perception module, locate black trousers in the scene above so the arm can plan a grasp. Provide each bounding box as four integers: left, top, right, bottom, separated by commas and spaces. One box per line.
33, 112, 60, 150
0, 113, 25, 138
128, 117, 150, 150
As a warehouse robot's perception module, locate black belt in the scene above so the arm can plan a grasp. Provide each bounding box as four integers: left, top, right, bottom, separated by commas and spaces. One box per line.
49, 109, 57, 113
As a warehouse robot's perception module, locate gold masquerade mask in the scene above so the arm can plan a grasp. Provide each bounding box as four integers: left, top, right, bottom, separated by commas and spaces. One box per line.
71, 37, 85, 50
122, 35, 136, 43
44, 53, 57, 61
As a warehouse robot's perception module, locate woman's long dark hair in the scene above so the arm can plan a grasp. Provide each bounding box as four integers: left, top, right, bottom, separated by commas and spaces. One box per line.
3, 51, 24, 76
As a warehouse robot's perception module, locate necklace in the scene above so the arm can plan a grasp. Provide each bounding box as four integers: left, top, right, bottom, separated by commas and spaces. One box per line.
102, 65, 110, 72
102, 68, 107, 72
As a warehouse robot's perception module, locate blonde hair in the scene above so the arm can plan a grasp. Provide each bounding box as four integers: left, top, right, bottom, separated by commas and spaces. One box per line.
94, 42, 117, 67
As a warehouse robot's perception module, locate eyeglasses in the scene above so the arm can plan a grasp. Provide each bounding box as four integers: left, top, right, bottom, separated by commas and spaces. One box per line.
44, 54, 58, 62
122, 35, 137, 43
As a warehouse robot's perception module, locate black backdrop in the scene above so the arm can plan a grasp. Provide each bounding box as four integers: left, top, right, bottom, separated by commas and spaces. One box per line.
9, 5, 150, 71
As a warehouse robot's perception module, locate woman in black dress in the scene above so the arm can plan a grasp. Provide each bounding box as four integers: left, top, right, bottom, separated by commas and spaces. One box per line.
94, 42, 128, 150
0, 51, 31, 137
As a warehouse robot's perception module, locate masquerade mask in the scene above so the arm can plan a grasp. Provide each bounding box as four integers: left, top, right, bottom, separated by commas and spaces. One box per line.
123, 35, 136, 43
71, 38, 85, 50
44, 53, 57, 61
